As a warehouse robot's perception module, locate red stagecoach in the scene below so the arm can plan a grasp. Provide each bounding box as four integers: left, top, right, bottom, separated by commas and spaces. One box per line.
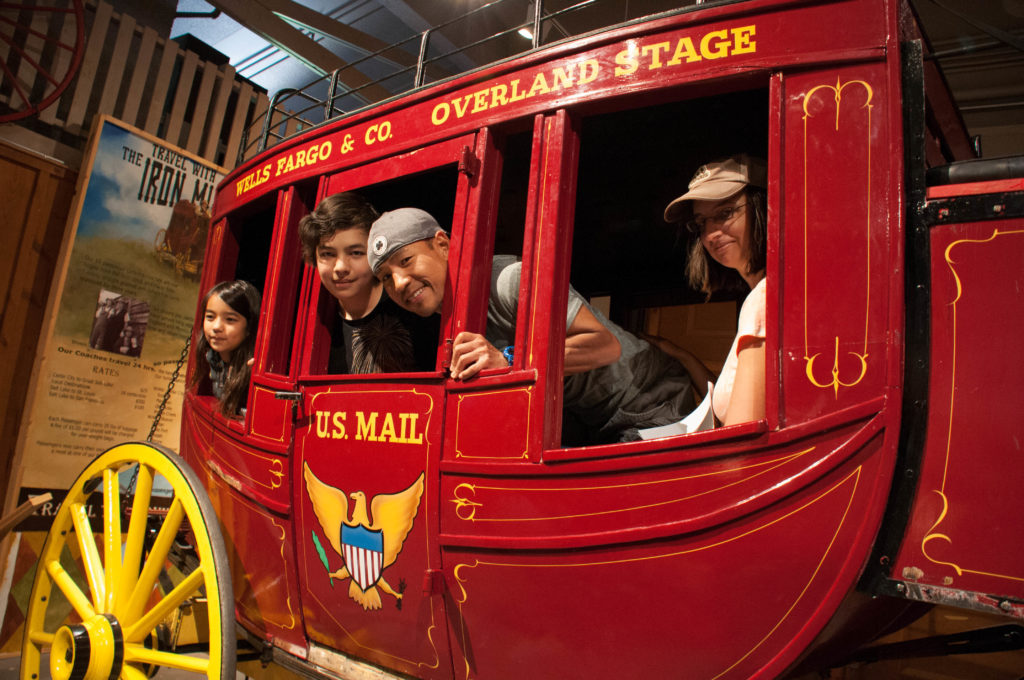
20, 0, 1024, 678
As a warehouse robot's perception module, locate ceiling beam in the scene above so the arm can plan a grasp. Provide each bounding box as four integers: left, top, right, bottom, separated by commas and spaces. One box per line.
205, 0, 394, 102
254, 0, 413, 62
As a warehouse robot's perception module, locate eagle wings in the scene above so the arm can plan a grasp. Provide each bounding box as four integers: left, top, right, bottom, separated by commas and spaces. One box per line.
303, 462, 425, 610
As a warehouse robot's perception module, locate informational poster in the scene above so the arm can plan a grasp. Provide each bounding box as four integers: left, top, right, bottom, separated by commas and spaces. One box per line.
8, 115, 224, 496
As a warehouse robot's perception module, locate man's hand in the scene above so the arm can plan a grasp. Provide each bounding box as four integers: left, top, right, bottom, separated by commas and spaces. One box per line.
450, 332, 507, 380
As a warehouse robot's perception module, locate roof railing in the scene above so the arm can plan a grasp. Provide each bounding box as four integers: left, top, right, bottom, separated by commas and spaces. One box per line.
238, 0, 639, 164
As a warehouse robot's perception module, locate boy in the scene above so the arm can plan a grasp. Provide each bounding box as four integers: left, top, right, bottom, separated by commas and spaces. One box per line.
298, 193, 438, 373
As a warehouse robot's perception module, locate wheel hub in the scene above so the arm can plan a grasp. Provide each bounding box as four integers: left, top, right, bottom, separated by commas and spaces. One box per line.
50, 613, 124, 680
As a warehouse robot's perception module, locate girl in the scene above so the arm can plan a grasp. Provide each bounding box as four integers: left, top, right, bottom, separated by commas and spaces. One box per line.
651, 154, 768, 426
190, 280, 261, 416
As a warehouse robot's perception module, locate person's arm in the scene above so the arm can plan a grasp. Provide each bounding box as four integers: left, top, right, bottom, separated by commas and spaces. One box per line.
449, 331, 505, 380
721, 338, 765, 426
563, 305, 620, 374
641, 334, 715, 399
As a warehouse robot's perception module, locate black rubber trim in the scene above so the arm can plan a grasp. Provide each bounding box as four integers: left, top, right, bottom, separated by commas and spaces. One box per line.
103, 614, 124, 680
859, 39, 931, 593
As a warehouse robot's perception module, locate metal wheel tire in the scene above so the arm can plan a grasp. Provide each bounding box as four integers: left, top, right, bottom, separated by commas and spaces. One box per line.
20, 442, 236, 679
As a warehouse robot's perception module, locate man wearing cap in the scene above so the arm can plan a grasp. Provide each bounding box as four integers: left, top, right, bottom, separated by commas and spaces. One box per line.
368, 208, 696, 443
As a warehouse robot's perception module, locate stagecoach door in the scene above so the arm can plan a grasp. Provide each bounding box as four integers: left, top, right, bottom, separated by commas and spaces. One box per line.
292, 134, 477, 679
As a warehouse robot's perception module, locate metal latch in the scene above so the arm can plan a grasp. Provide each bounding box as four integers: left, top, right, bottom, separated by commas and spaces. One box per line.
274, 390, 303, 419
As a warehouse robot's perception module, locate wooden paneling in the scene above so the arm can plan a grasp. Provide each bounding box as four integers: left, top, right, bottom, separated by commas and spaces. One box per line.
1, 0, 274, 171
0, 141, 76, 500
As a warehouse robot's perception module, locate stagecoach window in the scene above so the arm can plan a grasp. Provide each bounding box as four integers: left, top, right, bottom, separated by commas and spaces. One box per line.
308, 164, 459, 376
558, 88, 769, 446
192, 196, 275, 401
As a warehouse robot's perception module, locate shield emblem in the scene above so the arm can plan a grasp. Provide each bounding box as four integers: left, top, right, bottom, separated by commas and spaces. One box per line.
340, 524, 384, 592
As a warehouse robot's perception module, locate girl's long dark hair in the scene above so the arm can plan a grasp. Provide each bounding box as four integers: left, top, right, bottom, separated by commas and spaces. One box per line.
685, 187, 767, 297
189, 280, 261, 415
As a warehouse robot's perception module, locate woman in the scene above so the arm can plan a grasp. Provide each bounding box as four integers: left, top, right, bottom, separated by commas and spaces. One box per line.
190, 280, 261, 416
652, 154, 767, 426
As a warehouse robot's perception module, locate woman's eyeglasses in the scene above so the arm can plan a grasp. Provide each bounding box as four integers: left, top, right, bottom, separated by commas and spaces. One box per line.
685, 203, 747, 235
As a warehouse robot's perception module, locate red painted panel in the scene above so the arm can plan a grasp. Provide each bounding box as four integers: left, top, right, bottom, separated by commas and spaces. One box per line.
202, 465, 306, 651
780, 63, 894, 424
442, 432, 895, 679
440, 417, 880, 549
180, 397, 305, 650
293, 384, 451, 679
895, 215, 1024, 600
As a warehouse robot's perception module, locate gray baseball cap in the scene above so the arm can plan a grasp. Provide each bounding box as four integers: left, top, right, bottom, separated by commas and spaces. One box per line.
368, 208, 444, 273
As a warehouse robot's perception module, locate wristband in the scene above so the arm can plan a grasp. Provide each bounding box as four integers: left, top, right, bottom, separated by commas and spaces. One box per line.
502, 345, 514, 366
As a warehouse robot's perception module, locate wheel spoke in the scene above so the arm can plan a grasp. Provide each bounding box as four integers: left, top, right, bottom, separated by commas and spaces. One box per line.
103, 468, 122, 613
45, 559, 96, 621
118, 464, 154, 618
123, 498, 183, 623
124, 644, 209, 674
124, 568, 204, 643
70, 501, 105, 609
28, 630, 55, 646
0, 57, 30, 107
20, 443, 234, 680
120, 663, 150, 680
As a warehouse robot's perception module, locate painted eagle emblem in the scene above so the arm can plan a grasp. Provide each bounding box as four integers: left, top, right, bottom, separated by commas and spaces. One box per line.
303, 462, 425, 610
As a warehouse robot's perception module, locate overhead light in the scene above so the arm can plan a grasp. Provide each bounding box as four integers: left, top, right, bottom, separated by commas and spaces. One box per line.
519, 1, 535, 41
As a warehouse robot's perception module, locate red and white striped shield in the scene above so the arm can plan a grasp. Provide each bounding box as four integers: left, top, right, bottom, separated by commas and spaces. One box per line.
341, 524, 384, 591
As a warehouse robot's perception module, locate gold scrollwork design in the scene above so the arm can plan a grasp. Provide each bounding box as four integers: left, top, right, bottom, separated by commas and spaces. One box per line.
919, 490, 962, 576
805, 337, 869, 398
802, 77, 874, 397
915, 229, 1024, 585
268, 457, 284, 489
451, 483, 483, 521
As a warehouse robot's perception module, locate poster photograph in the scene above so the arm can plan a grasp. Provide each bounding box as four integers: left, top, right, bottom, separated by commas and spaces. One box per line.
8, 115, 224, 497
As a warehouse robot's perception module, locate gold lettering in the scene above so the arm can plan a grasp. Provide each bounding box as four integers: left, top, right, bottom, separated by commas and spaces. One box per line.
578, 58, 599, 84
731, 25, 756, 54
379, 413, 397, 442
490, 83, 509, 108
614, 46, 639, 76
667, 37, 701, 65
331, 411, 346, 439
315, 411, 330, 438
432, 102, 450, 126
406, 413, 424, 445
509, 78, 528, 102
356, 411, 378, 441
641, 42, 671, 69
551, 66, 574, 91
699, 29, 731, 59
527, 72, 550, 97
453, 94, 473, 119
471, 89, 489, 113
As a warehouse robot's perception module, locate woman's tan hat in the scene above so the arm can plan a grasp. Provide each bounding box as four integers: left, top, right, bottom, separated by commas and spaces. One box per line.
664, 154, 767, 222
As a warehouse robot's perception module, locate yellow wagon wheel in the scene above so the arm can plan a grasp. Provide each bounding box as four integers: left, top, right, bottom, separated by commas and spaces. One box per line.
20, 442, 235, 679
